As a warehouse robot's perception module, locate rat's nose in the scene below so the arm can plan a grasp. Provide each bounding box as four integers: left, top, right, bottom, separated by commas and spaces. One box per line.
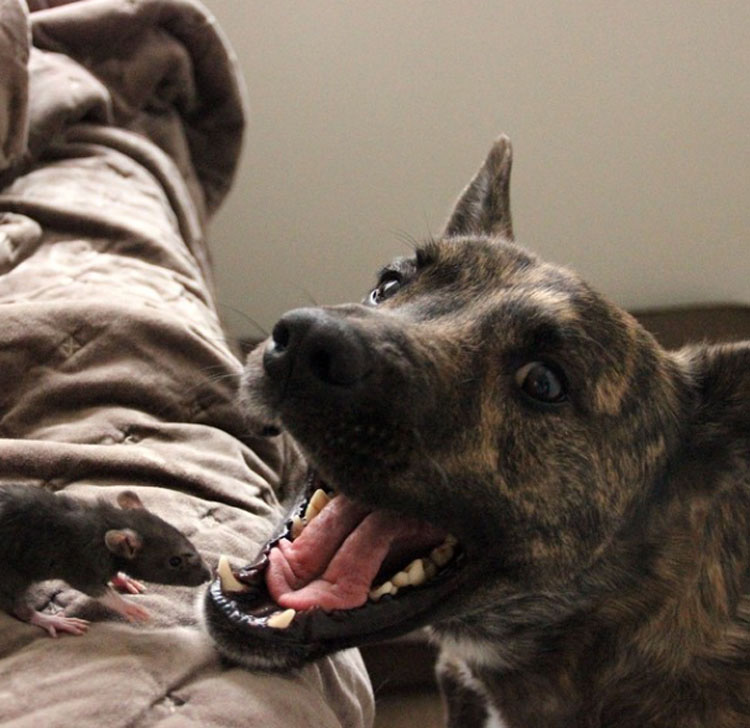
263, 307, 369, 387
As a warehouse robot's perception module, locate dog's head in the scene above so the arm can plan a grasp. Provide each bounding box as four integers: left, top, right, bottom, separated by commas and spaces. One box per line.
204, 136, 698, 670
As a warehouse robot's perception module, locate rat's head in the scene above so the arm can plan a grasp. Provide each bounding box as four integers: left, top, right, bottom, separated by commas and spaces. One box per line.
105, 491, 211, 587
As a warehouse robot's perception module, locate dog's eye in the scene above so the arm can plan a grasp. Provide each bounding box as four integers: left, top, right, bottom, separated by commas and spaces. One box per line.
369, 274, 402, 305
169, 556, 182, 568
515, 361, 567, 404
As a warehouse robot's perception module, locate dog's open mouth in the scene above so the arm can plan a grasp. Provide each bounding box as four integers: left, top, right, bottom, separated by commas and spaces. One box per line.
207, 470, 466, 657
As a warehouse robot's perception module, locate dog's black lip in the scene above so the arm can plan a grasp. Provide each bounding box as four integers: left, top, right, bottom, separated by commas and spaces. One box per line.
207, 553, 466, 649
206, 469, 468, 651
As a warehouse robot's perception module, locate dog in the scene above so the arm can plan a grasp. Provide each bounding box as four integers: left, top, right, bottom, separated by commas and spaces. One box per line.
204, 135, 750, 727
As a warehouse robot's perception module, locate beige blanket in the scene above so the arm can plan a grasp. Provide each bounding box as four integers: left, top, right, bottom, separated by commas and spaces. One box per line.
0, 1, 373, 725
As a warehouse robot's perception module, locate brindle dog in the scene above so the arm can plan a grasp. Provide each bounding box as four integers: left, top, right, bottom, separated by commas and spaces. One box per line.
204, 136, 750, 727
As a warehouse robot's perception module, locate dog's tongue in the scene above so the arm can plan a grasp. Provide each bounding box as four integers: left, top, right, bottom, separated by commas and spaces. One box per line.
266, 493, 445, 611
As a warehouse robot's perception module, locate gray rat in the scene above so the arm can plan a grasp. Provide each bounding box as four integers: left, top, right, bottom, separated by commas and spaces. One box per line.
0, 485, 211, 637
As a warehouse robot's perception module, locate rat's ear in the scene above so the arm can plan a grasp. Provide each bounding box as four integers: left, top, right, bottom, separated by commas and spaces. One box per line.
117, 490, 145, 510
443, 134, 514, 241
105, 529, 143, 559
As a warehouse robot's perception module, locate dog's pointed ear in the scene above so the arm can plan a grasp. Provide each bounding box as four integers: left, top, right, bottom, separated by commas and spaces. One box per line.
443, 134, 514, 241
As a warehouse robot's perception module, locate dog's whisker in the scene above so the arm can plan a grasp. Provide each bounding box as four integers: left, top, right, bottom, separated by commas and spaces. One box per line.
201, 371, 242, 387
410, 428, 452, 492
216, 302, 270, 339
389, 228, 421, 252
148, 370, 242, 422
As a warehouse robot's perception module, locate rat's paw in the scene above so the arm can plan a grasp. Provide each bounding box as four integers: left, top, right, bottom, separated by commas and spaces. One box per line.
118, 601, 150, 622
30, 611, 90, 638
111, 572, 146, 594
98, 589, 151, 622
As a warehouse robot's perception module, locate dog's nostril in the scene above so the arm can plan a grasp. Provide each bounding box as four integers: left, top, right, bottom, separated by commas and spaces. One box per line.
271, 320, 291, 352
263, 319, 295, 382
264, 308, 369, 387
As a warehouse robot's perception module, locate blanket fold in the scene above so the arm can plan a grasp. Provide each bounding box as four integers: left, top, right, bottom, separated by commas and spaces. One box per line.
0, 0, 30, 170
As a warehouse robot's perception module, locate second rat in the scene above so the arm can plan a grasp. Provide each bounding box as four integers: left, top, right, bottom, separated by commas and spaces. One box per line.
0, 485, 211, 637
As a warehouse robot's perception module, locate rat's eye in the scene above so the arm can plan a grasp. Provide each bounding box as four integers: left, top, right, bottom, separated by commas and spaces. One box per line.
169, 556, 182, 568
369, 273, 402, 305
515, 361, 567, 404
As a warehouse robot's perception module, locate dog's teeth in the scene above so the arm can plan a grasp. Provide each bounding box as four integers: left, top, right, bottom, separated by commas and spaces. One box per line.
406, 558, 427, 586
391, 557, 429, 590
392, 570, 410, 588
430, 541, 455, 568
369, 581, 398, 601
291, 515, 305, 540
304, 488, 330, 523
310, 488, 331, 512
267, 608, 296, 629
217, 555, 248, 593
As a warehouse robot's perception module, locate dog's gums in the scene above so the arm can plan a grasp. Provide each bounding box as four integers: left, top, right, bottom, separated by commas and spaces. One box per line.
209, 471, 465, 645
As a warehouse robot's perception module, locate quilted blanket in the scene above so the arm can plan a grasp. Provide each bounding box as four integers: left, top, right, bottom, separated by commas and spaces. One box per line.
0, 0, 373, 725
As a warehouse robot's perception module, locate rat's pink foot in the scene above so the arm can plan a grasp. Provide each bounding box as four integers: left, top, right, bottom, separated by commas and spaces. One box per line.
29, 611, 90, 638
99, 588, 150, 622
110, 572, 146, 594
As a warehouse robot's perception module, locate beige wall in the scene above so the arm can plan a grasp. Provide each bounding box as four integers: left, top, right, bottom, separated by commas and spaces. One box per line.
205, 1, 750, 338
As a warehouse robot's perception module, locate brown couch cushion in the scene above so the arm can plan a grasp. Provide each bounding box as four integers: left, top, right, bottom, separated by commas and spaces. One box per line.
634, 304, 750, 349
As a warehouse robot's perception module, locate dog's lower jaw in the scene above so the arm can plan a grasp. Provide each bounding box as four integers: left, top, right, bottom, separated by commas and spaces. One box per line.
200, 580, 317, 671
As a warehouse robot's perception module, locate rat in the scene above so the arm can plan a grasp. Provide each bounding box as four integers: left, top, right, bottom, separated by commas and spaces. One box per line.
0, 485, 212, 637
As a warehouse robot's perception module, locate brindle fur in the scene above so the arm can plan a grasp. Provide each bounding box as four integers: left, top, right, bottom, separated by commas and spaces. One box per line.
235, 136, 750, 727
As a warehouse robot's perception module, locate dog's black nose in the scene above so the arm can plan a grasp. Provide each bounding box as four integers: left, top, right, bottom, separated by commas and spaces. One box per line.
264, 308, 370, 386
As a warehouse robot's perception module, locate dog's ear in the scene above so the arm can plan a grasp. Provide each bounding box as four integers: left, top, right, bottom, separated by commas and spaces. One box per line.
443, 134, 514, 240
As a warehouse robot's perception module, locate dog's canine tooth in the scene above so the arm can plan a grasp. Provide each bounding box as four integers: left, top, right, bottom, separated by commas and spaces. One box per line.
304, 503, 319, 523
430, 541, 455, 568
369, 581, 398, 601
291, 515, 305, 540
267, 608, 296, 629
309, 488, 330, 512
217, 555, 248, 593
304, 488, 330, 523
